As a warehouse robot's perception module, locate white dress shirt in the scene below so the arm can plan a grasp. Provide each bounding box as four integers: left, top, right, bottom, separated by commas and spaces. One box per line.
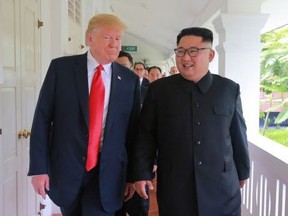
87, 50, 112, 147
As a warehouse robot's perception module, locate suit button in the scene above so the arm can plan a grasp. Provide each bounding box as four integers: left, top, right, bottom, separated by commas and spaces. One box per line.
197, 161, 203, 165
82, 156, 86, 161
195, 141, 201, 145
195, 102, 200, 108
195, 121, 200, 125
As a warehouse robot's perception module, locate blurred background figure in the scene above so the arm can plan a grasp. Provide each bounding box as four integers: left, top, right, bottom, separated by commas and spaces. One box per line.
169, 65, 179, 75
116, 51, 133, 69
144, 67, 149, 80
148, 66, 163, 83
115, 51, 151, 216
134, 62, 150, 86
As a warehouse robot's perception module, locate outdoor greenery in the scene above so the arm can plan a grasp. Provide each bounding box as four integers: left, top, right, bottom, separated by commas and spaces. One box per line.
259, 128, 288, 147
260, 26, 288, 125
260, 26, 288, 146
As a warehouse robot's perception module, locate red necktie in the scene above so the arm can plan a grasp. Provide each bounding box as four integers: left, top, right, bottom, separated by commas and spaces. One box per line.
86, 64, 105, 171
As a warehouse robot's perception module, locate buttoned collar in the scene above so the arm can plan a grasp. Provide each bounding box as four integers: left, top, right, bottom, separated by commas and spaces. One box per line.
179, 71, 213, 94
196, 71, 213, 94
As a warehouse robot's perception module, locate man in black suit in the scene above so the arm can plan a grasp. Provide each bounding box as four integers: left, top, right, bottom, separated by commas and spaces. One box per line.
133, 62, 149, 87
115, 51, 150, 216
133, 27, 250, 216
28, 14, 140, 216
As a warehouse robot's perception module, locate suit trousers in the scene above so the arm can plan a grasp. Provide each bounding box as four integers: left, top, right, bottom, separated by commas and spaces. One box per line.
60, 161, 116, 216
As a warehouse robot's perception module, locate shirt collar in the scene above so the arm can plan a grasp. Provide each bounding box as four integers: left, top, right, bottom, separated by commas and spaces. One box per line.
87, 50, 111, 75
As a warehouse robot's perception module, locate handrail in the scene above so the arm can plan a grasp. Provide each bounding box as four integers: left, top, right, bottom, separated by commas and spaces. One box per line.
241, 137, 288, 216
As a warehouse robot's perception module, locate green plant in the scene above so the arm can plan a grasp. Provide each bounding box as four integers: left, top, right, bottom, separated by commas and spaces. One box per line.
260, 26, 288, 131
259, 128, 288, 147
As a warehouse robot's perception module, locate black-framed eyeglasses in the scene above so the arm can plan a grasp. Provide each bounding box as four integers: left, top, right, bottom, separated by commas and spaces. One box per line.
174, 47, 212, 57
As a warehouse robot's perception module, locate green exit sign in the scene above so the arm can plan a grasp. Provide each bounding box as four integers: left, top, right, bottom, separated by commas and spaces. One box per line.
122, 46, 137, 52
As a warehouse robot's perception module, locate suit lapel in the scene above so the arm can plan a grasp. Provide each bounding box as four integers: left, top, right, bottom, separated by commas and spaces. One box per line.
73, 60, 124, 129
108, 63, 121, 105
105, 63, 122, 128
74, 53, 89, 127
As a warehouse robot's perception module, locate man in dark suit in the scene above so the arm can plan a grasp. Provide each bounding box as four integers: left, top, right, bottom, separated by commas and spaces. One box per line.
133, 62, 149, 87
133, 27, 250, 216
28, 14, 140, 216
115, 51, 150, 216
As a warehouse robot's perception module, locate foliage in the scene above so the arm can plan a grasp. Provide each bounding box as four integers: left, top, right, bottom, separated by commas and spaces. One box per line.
259, 128, 288, 147
260, 26, 288, 125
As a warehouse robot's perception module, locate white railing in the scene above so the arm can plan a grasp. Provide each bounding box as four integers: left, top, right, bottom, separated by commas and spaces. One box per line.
46, 135, 288, 216
242, 136, 288, 216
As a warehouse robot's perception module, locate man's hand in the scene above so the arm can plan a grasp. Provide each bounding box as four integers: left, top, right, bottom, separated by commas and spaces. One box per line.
123, 183, 135, 202
239, 179, 246, 188
31, 174, 50, 199
134, 180, 153, 199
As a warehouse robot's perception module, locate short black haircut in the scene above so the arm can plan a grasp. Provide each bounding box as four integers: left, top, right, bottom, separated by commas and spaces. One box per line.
133, 62, 146, 69
148, 66, 162, 73
176, 27, 213, 45
118, 50, 133, 65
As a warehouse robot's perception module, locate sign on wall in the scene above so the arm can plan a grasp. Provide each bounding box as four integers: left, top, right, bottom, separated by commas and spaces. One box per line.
121, 46, 137, 52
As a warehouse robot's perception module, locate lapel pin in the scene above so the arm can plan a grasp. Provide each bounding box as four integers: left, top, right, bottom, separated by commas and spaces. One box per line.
117, 75, 121, 80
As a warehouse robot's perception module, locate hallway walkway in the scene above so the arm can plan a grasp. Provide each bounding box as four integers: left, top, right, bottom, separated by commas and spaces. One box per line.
148, 180, 158, 216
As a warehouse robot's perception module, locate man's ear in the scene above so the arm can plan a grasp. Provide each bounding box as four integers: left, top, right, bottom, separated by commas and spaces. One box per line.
85, 33, 93, 46
209, 49, 215, 62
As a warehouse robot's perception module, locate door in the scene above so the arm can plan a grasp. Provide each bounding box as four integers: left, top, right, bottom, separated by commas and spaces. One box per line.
0, 0, 41, 215
0, 0, 22, 215
20, 0, 42, 215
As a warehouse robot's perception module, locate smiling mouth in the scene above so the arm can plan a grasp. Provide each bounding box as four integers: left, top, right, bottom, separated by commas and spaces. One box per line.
183, 63, 194, 68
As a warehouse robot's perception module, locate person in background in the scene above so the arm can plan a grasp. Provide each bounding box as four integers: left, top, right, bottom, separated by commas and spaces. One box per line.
28, 14, 140, 216
133, 27, 250, 216
134, 62, 150, 86
116, 50, 133, 69
144, 67, 149, 80
115, 51, 151, 216
169, 65, 179, 75
147, 66, 163, 83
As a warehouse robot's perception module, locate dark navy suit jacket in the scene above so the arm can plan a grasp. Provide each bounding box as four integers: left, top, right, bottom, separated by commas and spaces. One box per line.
28, 53, 140, 212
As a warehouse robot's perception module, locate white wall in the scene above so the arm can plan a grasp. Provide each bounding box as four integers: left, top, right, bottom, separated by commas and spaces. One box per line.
261, 0, 288, 33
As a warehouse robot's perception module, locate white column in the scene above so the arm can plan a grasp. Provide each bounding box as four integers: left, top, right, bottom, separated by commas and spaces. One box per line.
0, 18, 3, 84
0, 0, 3, 84
213, 13, 268, 138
